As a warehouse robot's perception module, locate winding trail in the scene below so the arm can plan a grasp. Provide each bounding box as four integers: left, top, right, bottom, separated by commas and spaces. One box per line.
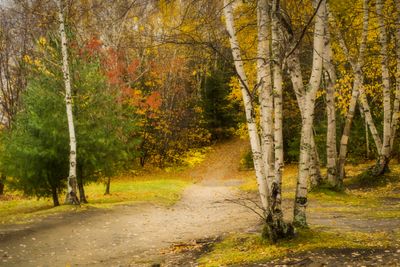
0, 139, 259, 267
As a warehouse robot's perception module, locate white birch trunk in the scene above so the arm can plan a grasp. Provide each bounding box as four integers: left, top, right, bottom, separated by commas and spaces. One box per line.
390, 1, 400, 151
323, 17, 338, 187
269, 0, 285, 230
358, 84, 383, 152
338, 81, 360, 180
260, 0, 294, 242
286, 52, 321, 187
309, 130, 322, 187
330, 0, 369, 181
257, 0, 275, 189
294, 0, 325, 227
271, 0, 283, 191
223, 0, 269, 210
376, 0, 391, 165
57, 0, 79, 205
335, 0, 384, 175
359, 105, 371, 158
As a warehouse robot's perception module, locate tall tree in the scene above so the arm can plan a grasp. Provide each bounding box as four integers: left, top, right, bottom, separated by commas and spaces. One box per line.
223, 0, 293, 242
293, 0, 326, 227
391, 0, 400, 151
329, 0, 370, 182
375, 0, 391, 174
57, 0, 79, 204
323, 9, 338, 187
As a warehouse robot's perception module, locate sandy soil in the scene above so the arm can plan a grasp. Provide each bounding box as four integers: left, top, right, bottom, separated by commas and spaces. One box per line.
0, 138, 259, 267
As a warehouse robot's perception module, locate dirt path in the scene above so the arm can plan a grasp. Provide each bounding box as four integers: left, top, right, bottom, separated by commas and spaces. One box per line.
0, 138, 259, 267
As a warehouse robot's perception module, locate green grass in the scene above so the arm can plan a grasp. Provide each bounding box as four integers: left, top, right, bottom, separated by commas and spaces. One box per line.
0, 178, 190, 225
238, 163, 400, 212
0, 144, 213, 225
198, 228, 392, 267
202, 162, 400, 266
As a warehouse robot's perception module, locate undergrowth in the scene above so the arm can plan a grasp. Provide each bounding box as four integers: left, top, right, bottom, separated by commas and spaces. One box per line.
198, 228, 392, 266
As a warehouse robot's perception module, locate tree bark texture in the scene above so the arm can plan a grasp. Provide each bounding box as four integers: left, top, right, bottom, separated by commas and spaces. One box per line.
257, 0, 275, 188
330, 0, 369, 181
294, 0, 326, 227
223, 0, 269, 210
376, 0, 391, 166
286, 51, 322, 188
391, 0, 400, 152
323, 20, 338, 187
224, 0, 294, 242
57, 0, 79, 205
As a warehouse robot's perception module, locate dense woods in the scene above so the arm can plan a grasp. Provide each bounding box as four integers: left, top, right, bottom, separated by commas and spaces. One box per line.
0, 0, 400, 249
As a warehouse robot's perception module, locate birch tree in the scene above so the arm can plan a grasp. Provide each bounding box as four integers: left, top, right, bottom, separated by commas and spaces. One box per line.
332, 0, 397, 179
271, 0, 284, 186
323, 13, 338, 187
328, 0, 369, 182
391, 0, 400, 151
286, 51, 322, 188
293, 0, 325, 227
223, 0, 293, 242
257, 0, 274, 192
374, 0, 391, 174
282, 12, 322, 189
57, 0, 79, 205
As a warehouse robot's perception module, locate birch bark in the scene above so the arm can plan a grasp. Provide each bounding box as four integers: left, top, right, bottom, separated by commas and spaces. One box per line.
286, 52, 321, 188
375, 0, 391, 173
391, 1, 400, 151
257, 0, 275, 188
224, 0, 294, 242
329, 0, 370, 181
261, 0, 294, 242
57, 0, 79, 205
293, 0, 325, 227
223, 0, 269, 209
271, 0, 283, 192
323, 16, 338, 187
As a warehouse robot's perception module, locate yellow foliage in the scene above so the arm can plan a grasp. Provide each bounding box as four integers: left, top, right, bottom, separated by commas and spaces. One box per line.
23, 55, 32, 64
37, 36, 47, 46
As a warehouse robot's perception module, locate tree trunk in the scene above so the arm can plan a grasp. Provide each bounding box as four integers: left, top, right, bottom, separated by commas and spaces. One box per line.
358, 80, 383, 153
309, 132, 322, 188
51, 183, 60, 207
271, 0, 284, 186
374, 0, 392, 174
223, 0, 269, 210
0, 174, 5, 196
266, 0, 294, 242
105, 177, 111, 195
338, 80, 359, 181
257, 0, 274, 189
330, 0, 369, 181
57, 0, 79, 205
294, 0, 325, 227
359, 105, 370, 159
390, 1, 400, 152
77, 166, 88, 203
224, 0, 294, 242
286, 51, 322, 188
323, 18, 338, 187
366, 114, 370, 158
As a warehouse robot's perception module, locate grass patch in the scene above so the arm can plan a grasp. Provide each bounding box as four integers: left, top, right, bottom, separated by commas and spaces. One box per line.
85, 179, 189, 205
198, 228, 392, 267
0, 178, 190, 225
